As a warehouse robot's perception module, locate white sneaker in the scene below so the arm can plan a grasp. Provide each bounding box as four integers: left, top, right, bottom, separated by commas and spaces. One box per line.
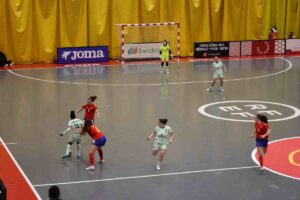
156, 163, 161, 171
99, 160, 104, 164
160, 69, 163, 74
206, 87, 212, 92
77, 154, 81, 159
166, 70, 170, 74
218, 88, 224, 92
86, 166, 95, 171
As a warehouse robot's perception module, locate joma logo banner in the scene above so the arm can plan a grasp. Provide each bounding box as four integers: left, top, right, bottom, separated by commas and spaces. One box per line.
57, 46, 108, 64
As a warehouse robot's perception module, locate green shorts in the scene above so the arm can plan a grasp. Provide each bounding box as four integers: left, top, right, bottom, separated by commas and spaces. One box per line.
153, 141, 168, 150
213, 71, 224, 78
161, 54, 169, 61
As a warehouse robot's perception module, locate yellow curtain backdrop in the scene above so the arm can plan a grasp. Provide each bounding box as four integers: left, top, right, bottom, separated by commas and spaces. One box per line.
0, 0, 299, 63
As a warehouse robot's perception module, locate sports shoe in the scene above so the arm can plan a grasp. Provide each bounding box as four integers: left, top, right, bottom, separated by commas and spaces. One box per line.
160, 69, 164, 74
62, 153, 71, 159
76, 154, 81, 159
259, 167, 264, 174
156, 163, 161, 171
166, 70, 170, 74
206, 87, 212, 92
218, 88, 224, 92
99, 160, 104, 164
86, 166, 95, 171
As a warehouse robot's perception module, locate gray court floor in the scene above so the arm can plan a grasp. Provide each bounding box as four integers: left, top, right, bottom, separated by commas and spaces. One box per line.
0, 57, 300, 200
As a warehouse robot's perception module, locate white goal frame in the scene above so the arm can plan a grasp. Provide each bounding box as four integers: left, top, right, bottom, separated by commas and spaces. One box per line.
115, 22, 180, 64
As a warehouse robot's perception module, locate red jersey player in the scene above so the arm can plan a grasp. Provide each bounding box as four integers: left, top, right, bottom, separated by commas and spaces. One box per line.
76, 96, 99, 123
81, 121, 106, 171
251, 114, 271, 173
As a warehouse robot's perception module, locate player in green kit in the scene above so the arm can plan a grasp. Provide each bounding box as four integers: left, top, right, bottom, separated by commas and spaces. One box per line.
60, 110, 84, 159
160, 40, 171, 74
146, 118, 175, 170
207, 56, 227, 92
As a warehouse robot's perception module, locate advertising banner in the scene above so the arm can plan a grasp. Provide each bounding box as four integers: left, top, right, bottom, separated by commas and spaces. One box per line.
57, 46, 108, 64
194, 42, 229, 58
286, 39, 300, 54
123, 43, 162, 60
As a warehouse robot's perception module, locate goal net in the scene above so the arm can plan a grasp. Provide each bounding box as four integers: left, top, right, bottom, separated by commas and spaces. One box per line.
115, 22, 180, 63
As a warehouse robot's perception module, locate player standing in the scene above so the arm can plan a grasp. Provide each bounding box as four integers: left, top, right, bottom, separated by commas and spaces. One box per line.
251, 114, 271, 172
160, 40, 171, 74
207, 57, 227, 92
60, 111, 84, 159
146, 119, 174, 170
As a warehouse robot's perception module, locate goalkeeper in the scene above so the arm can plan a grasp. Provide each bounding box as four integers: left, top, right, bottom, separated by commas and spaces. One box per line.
159, 40, 171, 74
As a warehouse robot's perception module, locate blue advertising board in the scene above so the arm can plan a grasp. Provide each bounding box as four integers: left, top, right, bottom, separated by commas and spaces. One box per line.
57, 46, 108, 64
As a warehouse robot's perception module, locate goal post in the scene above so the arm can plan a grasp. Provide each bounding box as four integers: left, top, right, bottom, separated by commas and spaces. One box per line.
115, 22, 180, 63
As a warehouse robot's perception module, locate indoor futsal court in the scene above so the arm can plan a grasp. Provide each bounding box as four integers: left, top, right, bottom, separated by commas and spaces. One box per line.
0, 56, 300, 199
1, 1, 300, 200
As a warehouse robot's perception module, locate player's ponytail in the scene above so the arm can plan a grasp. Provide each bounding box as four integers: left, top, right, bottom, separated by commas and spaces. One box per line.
89, 96, 97, 102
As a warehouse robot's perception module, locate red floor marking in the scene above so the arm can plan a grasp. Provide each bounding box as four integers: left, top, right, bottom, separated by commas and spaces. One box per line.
253, 137, 300, 180
0, 137, 41, 200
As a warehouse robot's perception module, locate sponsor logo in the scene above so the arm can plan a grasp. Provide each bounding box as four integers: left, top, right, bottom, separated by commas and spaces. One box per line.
57, 46, 108, 64
198, 100, 300, 122
127, 47, 160, 55
61, 50, 105, 60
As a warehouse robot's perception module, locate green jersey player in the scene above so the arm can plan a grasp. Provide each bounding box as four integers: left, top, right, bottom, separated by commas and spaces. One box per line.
60, 111, 84, 159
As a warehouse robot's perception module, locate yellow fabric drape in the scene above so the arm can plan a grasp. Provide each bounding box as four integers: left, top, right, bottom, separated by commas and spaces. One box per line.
0, 0, 299, 63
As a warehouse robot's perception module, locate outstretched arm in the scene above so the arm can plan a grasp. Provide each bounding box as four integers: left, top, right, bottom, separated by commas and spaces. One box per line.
60, 127, 71, 136
146, 132, 155, 141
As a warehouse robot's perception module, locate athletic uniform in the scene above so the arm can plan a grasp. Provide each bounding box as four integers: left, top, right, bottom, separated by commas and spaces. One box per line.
88, 125, 106, 148
153, 125, 173, 150
160, 45, 170, 61
82, 103, 98, 122
212, 61, 224, 78
255, 122, 269, 147
86, 125, 106, 168
61, 118, 84, 158
62, 119, 84, 143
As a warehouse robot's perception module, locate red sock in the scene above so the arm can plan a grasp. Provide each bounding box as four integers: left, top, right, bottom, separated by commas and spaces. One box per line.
258, 155, 263, 167
98, 149, 103, 160
89, 152, 94, 166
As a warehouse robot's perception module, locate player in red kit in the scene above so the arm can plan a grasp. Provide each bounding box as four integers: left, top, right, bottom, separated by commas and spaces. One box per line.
251, 114, 271, 173
81, 121, 106, 171
76, 96, 99, 123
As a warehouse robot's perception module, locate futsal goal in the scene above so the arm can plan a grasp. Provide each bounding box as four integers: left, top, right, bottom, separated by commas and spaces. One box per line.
115, 22, 180, 63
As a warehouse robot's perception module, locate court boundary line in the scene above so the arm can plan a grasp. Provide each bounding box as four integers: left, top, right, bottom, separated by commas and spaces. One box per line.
251, 136, 300, 181
33, 165, 258, 187
5, 58, 292, 87
0, 137, 42, 199
0, 55, 298, 71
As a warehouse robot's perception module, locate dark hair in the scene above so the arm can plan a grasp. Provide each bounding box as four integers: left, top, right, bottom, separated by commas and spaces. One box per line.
159, 118, 168, 125
70, 110, 76, 120
48, 185, 60, 199
256, 114, 268, 124
88, 96, 97, 102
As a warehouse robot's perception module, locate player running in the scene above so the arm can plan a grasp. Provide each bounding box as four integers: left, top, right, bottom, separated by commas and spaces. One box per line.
60, 111, 84, 159
207, 57, 227, 92
251, 114, 271, 173
81, 121, 106, 171
146, 118, 174, 170
76, 96, 99, 124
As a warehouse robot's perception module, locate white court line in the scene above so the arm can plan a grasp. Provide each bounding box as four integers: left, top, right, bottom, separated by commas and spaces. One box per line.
6, 142, 17, 145
33, 165, 258, 187
5, 57, 292, 87
251, 136, 300, 181
0, 137, 42, 199
0, 55, 295, 71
